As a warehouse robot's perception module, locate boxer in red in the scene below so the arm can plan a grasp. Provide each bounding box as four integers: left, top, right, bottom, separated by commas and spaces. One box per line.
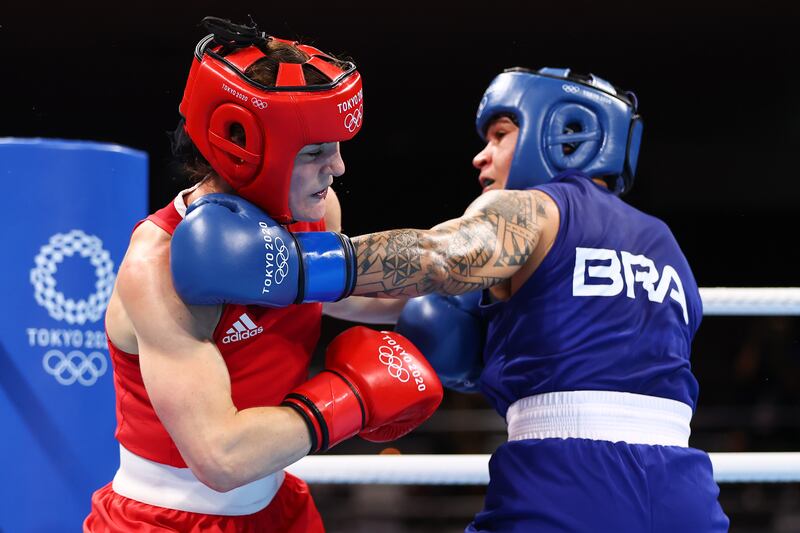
83, 17, 441, 532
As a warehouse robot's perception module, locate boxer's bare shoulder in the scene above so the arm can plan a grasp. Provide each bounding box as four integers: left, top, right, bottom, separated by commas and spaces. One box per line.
107, 219, 219, 354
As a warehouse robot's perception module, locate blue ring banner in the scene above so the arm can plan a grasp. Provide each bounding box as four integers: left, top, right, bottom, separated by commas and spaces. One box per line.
0, 139, 148, 531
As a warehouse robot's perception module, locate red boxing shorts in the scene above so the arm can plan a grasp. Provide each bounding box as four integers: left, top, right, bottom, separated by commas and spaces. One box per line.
83, 472, 324, 532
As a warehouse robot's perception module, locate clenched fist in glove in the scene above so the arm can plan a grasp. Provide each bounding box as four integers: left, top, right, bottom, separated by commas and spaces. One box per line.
171, 193, 356, 307
282, 327, 443, 452
396, 291, 485, 393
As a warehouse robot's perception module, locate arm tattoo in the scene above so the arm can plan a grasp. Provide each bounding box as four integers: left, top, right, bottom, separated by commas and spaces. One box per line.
351, 190, 549, 297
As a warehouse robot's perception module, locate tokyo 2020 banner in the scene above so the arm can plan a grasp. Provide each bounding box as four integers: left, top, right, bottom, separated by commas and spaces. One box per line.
0, 139, 147, 531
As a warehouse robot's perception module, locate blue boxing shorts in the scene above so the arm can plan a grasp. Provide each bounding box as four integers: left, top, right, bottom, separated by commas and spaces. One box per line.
466, 438, 729, 533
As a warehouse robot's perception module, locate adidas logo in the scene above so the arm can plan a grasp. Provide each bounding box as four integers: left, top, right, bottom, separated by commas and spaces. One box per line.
222, 313, 264, 344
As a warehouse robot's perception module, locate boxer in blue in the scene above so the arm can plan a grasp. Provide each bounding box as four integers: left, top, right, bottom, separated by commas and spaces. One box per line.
172, 68, 729, 531
378, 68, 730, 531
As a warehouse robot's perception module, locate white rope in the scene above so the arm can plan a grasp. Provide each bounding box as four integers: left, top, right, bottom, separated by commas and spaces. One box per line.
700, 287, 800, 315
711, 452, 800, 483
286, 452, 800, 484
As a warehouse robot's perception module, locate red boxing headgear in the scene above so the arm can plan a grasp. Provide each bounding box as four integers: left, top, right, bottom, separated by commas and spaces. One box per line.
179, 30, 363, 223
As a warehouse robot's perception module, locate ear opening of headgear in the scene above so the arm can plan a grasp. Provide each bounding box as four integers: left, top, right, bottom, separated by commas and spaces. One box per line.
207, 104, 263, 183
545, 103, 602, 170
475, 67, 642, 195
179, 16, 364, 223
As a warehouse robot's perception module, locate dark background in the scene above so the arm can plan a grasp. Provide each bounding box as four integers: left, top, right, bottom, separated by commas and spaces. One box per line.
3, 1, 800, 284
3, 1, 799, 531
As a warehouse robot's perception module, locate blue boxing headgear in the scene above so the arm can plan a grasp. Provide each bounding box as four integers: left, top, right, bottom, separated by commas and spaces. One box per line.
476, 67, 643, 194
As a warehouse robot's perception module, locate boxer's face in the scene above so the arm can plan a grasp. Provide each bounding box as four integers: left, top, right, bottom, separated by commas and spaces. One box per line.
289, 142, 345, 221
473, 116, 519, 194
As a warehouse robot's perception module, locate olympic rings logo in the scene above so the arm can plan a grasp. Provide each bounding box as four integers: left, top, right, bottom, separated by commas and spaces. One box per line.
273, 236, 290, 285
344, 105, 363, 133
562, 84, 580, 94
251, 97, 268, 110
30, 230, 116, 325
42, 349, 107, 386
378, 345, 410, 383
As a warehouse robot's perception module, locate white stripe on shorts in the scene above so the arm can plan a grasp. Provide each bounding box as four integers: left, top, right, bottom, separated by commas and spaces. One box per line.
506, 390, 692, 447
112, 445, 284, 516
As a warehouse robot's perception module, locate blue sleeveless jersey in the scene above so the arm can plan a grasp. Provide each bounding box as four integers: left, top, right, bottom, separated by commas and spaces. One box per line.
479, 171, 702, 416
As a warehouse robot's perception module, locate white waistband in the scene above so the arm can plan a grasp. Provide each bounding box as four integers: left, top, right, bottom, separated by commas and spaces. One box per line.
112, 446, 285, 516
506, 391, 692, 447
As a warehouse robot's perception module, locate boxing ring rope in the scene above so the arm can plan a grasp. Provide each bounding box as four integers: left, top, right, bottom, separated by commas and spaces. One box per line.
287, 453, 800, 484
286, 287, 800, 486
699, 287, 800, 315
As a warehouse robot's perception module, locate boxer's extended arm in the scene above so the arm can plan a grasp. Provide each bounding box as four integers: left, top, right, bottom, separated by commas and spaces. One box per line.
118, 225, 311, 493
351, 189, 555, 297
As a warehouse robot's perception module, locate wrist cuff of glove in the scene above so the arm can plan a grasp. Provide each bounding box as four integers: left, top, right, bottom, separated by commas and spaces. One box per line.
281, 370, 365, 453
293, 232, 357, 304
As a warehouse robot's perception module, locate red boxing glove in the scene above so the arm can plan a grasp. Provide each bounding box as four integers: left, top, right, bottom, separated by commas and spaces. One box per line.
282, 327, 443, 452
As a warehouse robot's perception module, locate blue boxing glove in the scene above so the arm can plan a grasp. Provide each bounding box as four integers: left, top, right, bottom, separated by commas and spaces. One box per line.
171, 193, 356, 307
395, 291, 485, 393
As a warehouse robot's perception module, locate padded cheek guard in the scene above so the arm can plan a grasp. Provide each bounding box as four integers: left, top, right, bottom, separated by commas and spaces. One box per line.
476, 67, 643, 194
180, 33, 364, 224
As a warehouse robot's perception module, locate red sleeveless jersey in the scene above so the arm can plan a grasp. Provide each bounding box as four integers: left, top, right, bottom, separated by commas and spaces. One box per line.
110, 198, 324, 467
